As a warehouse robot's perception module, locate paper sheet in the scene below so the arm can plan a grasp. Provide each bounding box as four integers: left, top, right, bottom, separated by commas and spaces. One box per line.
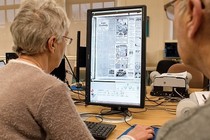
157, 71, 188, 78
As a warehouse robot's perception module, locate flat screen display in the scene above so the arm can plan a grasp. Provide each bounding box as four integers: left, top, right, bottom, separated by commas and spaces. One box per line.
85, 5, 147, 109
164, 41, 180, 59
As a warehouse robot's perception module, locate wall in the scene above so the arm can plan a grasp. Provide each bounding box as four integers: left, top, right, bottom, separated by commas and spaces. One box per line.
0, 0, 172, 68
0, 25, 13, 59
116, 0, 172, 67
0, 0, 66, 59
0, 0, 76, 83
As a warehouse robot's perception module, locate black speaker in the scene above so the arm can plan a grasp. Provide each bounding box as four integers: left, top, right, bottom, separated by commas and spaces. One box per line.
76, 31, 81, 83
5, 52, 18, 63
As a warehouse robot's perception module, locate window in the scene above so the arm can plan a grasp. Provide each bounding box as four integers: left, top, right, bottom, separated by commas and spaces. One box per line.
65, 0, 115, 56
66, 0, 115, 21
0, 0, 20, 27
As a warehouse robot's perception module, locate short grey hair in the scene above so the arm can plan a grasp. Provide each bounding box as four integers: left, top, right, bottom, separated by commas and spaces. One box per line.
177, 0, 187, 17
10, 0, 70, 55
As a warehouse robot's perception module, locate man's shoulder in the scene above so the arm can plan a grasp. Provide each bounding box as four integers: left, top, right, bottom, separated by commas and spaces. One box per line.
156, 103, 210, 140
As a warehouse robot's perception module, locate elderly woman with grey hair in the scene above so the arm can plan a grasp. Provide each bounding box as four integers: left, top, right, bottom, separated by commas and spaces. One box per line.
0, 0, 94, 139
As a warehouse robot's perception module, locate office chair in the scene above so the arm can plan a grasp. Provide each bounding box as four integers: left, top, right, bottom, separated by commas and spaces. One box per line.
167, 63, 206, 88
156, 59, 178, 74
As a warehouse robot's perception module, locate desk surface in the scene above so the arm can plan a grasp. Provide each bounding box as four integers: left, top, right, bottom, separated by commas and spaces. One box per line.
73, 87, 202, 140
77, 105, 175, 140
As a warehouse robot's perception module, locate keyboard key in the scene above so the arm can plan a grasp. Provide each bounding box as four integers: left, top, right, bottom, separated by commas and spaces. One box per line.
84, 121, 116, 140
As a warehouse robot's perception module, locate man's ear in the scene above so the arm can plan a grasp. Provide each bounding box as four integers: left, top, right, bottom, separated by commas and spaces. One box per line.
187, 0, 203, 38
47, 36, 56, 53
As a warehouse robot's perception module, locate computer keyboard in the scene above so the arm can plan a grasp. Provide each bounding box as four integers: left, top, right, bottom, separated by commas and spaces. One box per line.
84, 121, 116, 140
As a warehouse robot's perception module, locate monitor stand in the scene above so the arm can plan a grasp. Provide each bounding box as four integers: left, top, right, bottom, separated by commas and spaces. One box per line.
97, 107, 133, 123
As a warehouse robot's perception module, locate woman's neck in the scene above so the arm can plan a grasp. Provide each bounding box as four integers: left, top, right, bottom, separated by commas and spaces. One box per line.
18, 55, 46, 72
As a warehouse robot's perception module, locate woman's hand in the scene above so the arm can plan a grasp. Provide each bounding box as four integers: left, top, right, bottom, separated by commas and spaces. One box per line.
127, 125, 154, 140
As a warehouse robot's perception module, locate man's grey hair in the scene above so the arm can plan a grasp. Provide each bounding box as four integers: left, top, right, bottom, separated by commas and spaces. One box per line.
10, 0, 70, 55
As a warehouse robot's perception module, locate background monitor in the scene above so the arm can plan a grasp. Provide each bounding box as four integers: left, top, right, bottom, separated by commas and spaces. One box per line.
76, 46, 86, 83
51, 58, 66, 82
85, 5, 147, 116
6, 52, 18, 63
164, 40, 180, 59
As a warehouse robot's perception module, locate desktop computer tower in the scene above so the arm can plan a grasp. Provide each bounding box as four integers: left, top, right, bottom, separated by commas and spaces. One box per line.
5, 52, 18, 63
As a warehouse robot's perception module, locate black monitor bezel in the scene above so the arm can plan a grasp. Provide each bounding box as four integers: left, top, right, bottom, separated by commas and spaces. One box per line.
85, 5, 147, 109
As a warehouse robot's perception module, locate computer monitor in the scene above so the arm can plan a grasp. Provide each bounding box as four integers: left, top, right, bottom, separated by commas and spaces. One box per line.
164, 40, 180, 59
5, 52, 18, 63
85, 5, 147, 121
51, 58, 66, 82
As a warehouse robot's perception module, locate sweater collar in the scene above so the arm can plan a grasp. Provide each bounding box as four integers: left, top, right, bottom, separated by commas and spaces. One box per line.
9, 59, 44, 73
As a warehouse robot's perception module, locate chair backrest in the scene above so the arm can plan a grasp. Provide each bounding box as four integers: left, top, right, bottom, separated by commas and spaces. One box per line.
167, 63, 205, 88
156, 59, 178, 74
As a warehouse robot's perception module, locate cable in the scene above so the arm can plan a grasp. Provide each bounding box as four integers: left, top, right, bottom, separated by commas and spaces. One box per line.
80, 112, 103, 122
64, 55, 84, 90
66, 69, 74, 77
65, 75, 86, 104
98, 108, 133, 125
145, 96, 167, 106
123, 111, 132, 126
202, 83, 210, 91
145, 95, 179, 116
129, 108, 148, 113
174, 88, 185, 99
64, 55, 77, 80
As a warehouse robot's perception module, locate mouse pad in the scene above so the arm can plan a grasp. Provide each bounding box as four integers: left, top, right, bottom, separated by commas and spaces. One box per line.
118, 125, 160, 140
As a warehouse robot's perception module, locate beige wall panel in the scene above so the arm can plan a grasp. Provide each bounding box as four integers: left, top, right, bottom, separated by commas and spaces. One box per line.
0, 0, 66, 60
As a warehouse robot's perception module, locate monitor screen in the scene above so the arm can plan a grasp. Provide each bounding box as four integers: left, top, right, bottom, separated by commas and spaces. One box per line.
85, 5, 147, 111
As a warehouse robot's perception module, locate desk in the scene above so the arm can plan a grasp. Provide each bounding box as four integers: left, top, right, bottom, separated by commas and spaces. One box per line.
73, 86, 184, 140
76, 105, 176, 140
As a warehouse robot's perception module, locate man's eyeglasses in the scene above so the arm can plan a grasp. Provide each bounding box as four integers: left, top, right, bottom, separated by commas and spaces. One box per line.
164, 0, 177, 20
63, 36, 73, 45
164, 0, 205, 21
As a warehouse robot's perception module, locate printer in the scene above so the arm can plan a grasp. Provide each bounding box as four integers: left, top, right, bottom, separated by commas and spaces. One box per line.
150, 71, 191, 97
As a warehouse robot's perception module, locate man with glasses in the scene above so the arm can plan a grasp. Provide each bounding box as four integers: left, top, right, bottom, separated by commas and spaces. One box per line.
0, 0, 154, 139
156, 0, 210, 139
121, 1, 209, 139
